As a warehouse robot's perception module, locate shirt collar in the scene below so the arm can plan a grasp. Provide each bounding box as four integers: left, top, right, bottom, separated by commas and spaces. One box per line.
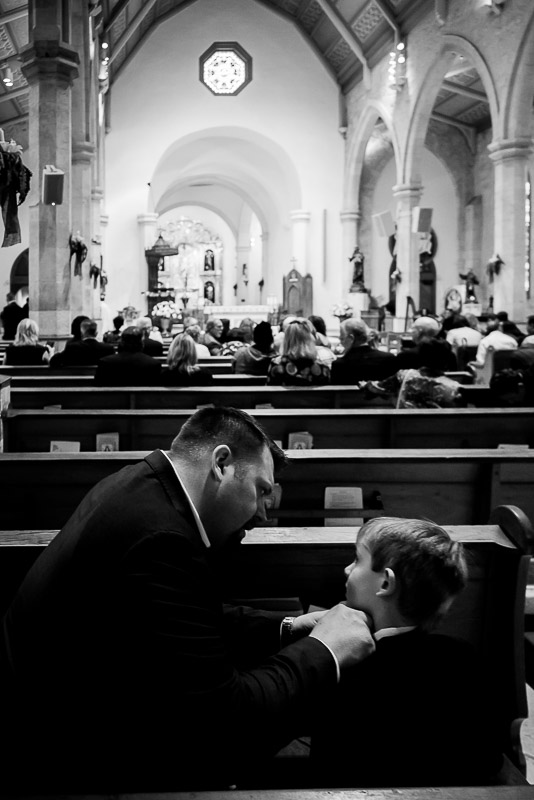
161, 450, 211, 549
374, 625, 416, 641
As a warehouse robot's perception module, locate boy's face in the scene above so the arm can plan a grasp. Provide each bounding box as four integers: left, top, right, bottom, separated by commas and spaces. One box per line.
344, 535, 383, 617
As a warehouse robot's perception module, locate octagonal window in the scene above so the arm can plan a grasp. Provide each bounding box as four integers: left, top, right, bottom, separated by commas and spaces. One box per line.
200, 42, 252, 96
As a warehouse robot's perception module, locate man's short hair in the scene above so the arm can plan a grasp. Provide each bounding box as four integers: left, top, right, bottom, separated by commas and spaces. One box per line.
342, 318, 369, 345
527, 315, 534, 328
120, 326, 143, 352
358, 517, 468, 629
170, 407, 288, 472
412, 316, 440, 340
80, 319, 97, 339
71, 315, 90, 339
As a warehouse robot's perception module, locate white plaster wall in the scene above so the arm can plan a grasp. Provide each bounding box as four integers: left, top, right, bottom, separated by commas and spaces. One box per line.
371, 148, 458, 311
104, 0, 344, 319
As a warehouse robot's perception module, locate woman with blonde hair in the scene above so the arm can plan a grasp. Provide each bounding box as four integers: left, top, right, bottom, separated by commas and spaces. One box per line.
267, 317, 330, 385
4, 318, 52, 365
162, 333, 214, 386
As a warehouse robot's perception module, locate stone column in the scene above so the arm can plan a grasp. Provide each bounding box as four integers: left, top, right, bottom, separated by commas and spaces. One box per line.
137, 213, 159, 314
290, 210, 311, 274
90, 187, 104, 324
340, 209, 360, 291
21, 1, 80, 338
71, 142, 95, 318
260, 231, 269, 302
236, 244, 251, 304
488, 138, 533, 319
392, 183, 423, 331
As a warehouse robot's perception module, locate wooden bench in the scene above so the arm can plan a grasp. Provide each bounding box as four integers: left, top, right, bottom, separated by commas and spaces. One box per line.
0, 505, 531, 783
4, 406, 534, 452
1, 449, 533, 529
0, 357, 244, 378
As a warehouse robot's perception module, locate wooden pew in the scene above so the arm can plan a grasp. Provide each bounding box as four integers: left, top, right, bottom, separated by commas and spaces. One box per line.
8, 384, 385, 409
2, 373, 266, 388
1, 449, 533, 529
0, 357, 242, 379
0, 505, 531, 782
4, 406, 534, 452
6, 791, 532, 800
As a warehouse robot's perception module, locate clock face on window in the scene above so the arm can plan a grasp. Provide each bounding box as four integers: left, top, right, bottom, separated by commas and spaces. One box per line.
200, 42, 252, 96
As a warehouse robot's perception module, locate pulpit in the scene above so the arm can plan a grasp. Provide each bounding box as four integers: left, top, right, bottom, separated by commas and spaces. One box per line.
282, 269, 313, 318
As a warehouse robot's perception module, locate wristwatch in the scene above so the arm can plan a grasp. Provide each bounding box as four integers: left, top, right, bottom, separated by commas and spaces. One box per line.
281, 616, 295, 646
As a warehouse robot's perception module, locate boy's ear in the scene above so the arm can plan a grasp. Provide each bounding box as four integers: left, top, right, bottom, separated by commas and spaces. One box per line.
376, 567, 397, 598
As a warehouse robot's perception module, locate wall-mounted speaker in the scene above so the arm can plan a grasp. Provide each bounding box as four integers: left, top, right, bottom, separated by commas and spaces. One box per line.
373, 211, 395, 237
412, 207, 433, 233
42, 165, 64, 206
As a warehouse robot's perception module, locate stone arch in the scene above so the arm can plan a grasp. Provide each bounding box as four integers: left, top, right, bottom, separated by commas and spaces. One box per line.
403, 35, 499, 187
501, 7, 534, 140
9, 248, 28, 296
344, 101, 401, 211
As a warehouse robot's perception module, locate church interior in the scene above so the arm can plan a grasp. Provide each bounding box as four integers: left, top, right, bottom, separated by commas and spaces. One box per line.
3, 1, 534, 797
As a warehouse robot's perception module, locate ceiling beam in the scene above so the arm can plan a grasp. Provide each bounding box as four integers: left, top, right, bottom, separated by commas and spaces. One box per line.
374, 0, 401, 42
0, 5, 27, 25
431, 111, 476, 152
313, 0, 370, 87
0, 87, 28, 105
442, 79, 487, 103
107, 0, 158, 65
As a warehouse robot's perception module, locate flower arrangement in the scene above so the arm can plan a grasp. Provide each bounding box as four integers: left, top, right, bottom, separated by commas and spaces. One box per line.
151, 300, 181, 319
332, 302, 354, 321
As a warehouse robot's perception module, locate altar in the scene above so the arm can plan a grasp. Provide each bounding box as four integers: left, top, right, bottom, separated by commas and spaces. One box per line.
204, 305, 271, 326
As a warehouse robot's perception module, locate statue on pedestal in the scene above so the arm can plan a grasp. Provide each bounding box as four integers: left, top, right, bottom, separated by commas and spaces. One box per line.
349, 246, 366, 293
459, 270, 479, 303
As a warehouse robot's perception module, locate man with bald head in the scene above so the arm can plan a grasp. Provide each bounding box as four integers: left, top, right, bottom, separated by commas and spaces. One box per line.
331, 318, 397, 383
396, 315, 457, 371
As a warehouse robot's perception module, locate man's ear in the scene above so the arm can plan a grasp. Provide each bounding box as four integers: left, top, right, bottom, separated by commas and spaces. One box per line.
376, 567, 397, 598
211, 444, 233, 482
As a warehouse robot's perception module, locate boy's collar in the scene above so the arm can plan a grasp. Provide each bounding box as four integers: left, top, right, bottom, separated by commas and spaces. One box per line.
374, 625, 416, 641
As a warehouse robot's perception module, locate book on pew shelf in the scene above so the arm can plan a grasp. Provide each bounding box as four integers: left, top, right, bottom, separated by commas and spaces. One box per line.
287, 431, 313, 450
255, 403, 274, 409
96, 432, 120, 452
50, 440, 81, 453
264, 483, 282, 527
324, 486, 363, 527
196, 403, 215, 409
498, 443, 530, 450
43, 404, 63, 410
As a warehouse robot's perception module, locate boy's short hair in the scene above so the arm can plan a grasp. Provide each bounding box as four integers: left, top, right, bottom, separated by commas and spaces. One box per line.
358, 517, 468, 628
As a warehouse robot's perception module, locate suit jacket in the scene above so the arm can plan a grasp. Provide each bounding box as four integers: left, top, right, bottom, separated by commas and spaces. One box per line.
52, 337, 115, 366
396, 341, 457, 372
142, 336, 163, 357
331, 345, 397, 383
0, 450, 335, 793
0, 300, 26, 339
94, 350, 162, 385
311, 629, 501, 788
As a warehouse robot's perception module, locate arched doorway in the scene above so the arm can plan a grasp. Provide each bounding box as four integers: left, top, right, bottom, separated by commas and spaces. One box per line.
10, 248, 28, 296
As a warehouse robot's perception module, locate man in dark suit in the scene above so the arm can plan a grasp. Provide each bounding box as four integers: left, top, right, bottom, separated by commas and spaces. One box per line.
0, 407, 374, 793
0, 292, 25, 339
94, 326, 161, 384
331, 318, 397, 383
57, 318, 115, 365
136, 315, 164, 357
396, 315, 457, 371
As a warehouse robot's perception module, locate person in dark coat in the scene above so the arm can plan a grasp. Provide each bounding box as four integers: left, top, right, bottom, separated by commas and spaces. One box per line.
0, 407, 374, 793
0, 292, 25, 340
331, 318, 397, 383
4, 318, 51, 364
94, 326, 161, 385
396, 315, 457, 372
53, 318, 114, 366
310, 516, 502, 788
135, 316, 164, 357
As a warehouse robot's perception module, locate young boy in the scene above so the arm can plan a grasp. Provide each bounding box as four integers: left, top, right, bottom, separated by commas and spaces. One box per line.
310, 516, 502, 787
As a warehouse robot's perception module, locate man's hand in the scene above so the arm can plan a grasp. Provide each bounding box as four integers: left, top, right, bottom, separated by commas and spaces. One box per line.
291, 609, 329, 637
309, 604, 375, 669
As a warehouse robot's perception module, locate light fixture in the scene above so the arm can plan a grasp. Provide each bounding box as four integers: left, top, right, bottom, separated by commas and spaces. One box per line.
388, 41, 407, 91
1, 65, 13, 88
101, 41, 108, 50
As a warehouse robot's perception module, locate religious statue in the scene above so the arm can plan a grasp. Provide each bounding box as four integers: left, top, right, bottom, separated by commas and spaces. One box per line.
204, 281, 215, 302
349, 246, 366, 292
459, 270, 479, 303
204, 249, 215, 271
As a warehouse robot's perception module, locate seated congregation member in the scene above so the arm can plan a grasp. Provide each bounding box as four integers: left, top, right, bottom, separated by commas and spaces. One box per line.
311, 517, 501, 788
445, 313, 483, 350
308, 315, 331, 348
273, 314, 297, 352
162, 333, 214, 386
233, 320, 276, 375
0, 407, 374, 793
396, 315, 457, 372
51, 318, 114, 367
496, 310, 524, 344
48, 314, 90, 367
202, 317, 225, 355
331, 318, 396, 383
94, 326, 161, 385
4, 319, 52, 365
469, 318, 518, 368
103, 314, 124, 344
220, 326, 247, 356
185, 323, 211, 358
135, 316, 164, 357
522, 314, 534, 347
268, 317, 330, 386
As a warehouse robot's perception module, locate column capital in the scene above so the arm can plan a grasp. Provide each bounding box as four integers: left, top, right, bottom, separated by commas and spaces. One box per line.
137, 213, 159, 225
100, 214, 109, 228
72, 141, 95, 164
340, 210, 361, 223
392, 183, 423, 202
20, 40, 80, 87
290, 210, 311, 222
488, 138, 534, 163
91, 187, 104, 201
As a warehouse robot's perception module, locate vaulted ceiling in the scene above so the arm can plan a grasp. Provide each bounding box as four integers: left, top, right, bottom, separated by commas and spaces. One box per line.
0, 0, 492, 149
